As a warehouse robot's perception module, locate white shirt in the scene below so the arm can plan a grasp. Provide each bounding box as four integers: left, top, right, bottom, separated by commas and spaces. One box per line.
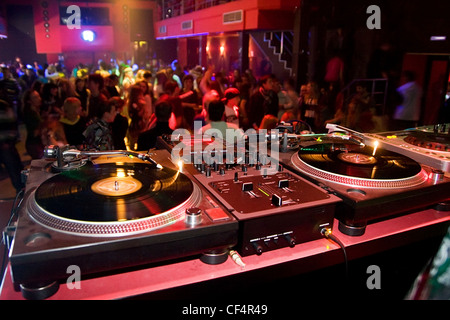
198, 121, 244, 144
394, 81, 422, 121
224, 105, 239, 127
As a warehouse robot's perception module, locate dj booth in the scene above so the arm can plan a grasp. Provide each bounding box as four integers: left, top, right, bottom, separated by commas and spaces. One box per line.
1, 124, 449, 300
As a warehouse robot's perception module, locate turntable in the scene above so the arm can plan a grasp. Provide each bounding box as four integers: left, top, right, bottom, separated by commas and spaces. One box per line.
8, 147, 238, 299
363, 123, 450, 172
278, 132, 450, 236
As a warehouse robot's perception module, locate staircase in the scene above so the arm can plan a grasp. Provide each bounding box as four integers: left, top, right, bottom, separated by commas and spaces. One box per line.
264, 31, 294, 71
250, 31, 294, 78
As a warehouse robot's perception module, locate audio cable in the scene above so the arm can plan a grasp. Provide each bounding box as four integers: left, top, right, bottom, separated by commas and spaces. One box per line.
321, 228, 349, 281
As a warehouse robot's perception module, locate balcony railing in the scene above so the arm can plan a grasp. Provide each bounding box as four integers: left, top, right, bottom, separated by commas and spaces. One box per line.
159, 0, 236, 20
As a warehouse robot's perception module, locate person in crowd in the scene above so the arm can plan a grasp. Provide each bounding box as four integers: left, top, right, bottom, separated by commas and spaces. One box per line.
302, 81, 320, 133
180, 74, 200, 110
40, 82, 63, 118
247, 75, 278, 130
158, 80, 185, 131
392, 70, 422, 130
199, 63, 216, 95
198, 100, 244, 143
136, 80, 153, 123
57, 78, 77, 105
83, 98, 117, 150
314, 87, 335, 133
74, 77, 90, 117
59, 97, 87, 149
110, 97, 128, 150
193, 89, 220, 129
87, 73, 108, 121
278, 78, 299, 121
0, 95, 25, 193
121, 67, 135, 98
41, 113, 68, 148
166, 66, 182, 89
127, 85, 149, 150
0, 67, 22, 119
222, 87, 240, 127
19, 65, 37, 91
141, 70, 154, 100
153, 69, 168, 99
324, 51, 345, 90
22, 89, 44, 159
105, 74, 120, 98
137, 100, 173, 151
235, 73, 252, 130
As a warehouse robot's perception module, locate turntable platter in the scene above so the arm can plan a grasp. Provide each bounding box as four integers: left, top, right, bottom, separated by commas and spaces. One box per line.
292, 139, 428, 188
28, 162, 201, 236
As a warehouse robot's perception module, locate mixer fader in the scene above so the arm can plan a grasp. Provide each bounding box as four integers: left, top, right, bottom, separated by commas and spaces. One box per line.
192, 160, 341, 256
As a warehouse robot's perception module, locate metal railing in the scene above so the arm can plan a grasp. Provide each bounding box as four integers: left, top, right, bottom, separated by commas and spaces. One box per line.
159, 0, 236, 20
341, 78, 389, 115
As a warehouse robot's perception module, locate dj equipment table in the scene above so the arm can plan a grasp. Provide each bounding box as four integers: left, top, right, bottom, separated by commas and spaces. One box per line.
1, 208, 449, 300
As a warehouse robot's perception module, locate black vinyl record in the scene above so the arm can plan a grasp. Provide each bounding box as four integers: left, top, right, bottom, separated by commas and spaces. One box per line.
297, 140, 422, 180
34, 162, 194, 222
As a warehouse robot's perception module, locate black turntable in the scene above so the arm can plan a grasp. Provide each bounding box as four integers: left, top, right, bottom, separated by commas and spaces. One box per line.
8, 148, 238, 299
278, 133, 450, 236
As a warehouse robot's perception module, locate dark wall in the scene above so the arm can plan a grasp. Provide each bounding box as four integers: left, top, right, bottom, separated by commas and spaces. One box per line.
302, 0, 450, 84
0, 5, 46, 65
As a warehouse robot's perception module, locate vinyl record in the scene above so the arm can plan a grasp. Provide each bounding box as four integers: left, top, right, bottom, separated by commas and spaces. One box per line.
297, 141, 422, 180
34, 162, 194, 222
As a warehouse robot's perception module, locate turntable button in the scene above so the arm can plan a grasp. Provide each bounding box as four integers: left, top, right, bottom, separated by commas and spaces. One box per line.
186, 207, 202, 226
430, 169, 444, 184
205, 208, 230, 222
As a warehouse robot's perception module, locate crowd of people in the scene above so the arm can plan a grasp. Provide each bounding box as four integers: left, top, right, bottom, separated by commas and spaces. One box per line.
0, 56, 383, 193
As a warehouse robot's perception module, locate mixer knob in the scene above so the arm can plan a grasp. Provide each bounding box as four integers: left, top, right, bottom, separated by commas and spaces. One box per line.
205, 167, 211, 177
219, 166, 225, 175
283, 234, 296, 247
251, 241, 264, 255
255, 162, 261, 170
